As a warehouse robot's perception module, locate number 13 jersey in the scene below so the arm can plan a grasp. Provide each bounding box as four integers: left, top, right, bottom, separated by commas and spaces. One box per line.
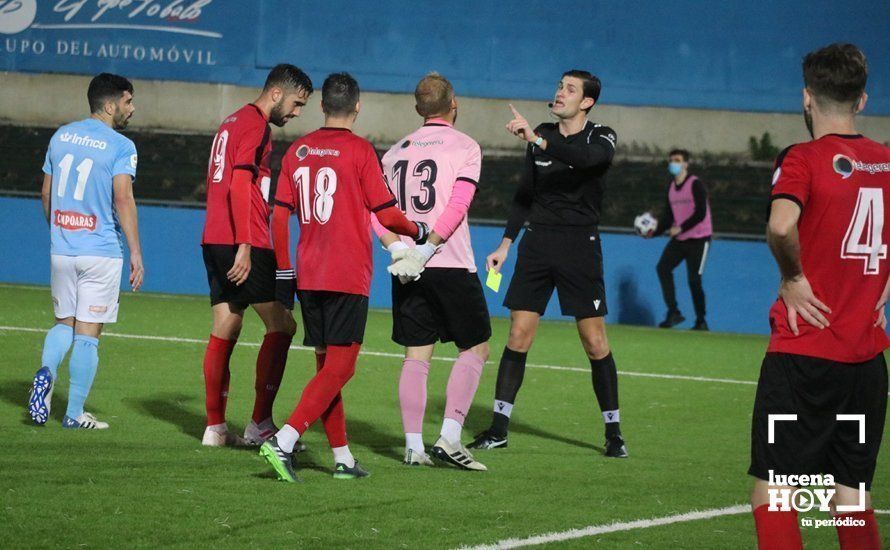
275, 128, 398, 296
769, 134, 890, 362
380, 120, 482, 272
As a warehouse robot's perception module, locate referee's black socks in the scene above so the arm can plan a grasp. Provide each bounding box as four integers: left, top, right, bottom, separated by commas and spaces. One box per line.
490, 347, 527, 437
590, 352, 621, 438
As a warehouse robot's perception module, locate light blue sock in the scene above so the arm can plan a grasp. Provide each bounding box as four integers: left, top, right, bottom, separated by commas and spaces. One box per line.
66, 335, 99, 419
41, 323, 74, 379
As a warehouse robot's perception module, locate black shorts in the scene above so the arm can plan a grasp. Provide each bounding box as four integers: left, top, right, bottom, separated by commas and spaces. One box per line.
297, 290, 369, 347
748, 352, 888, 490
203, 244, 276, 308
391, 268, 492, 350
504, 226, 607, 318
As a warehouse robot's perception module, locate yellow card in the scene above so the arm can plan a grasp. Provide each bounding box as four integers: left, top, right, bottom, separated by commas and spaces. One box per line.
486, 269, 502, 292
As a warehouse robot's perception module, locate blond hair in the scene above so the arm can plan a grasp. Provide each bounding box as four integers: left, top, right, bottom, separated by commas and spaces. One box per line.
415, 72, 454, 118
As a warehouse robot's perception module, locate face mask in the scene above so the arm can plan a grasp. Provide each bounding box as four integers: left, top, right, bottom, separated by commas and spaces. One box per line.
668, 162, 684, 176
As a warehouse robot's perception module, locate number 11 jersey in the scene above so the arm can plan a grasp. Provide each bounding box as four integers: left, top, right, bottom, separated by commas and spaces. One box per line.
768, 134, 890, 362
43, 118, 138, 259
275, 128, 398, 296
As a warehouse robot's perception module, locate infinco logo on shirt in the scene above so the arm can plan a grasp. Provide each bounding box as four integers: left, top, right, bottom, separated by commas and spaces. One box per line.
54, 210, 97, 231
297, 145, 340, 159
833, 154, 890, 179
59, 132, 107, 150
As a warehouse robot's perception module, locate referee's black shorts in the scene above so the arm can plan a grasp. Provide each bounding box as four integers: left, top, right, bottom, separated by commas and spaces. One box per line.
504, 225, 607, 318
391, 267, 491, 350
203, 244, 276, 308
748, 352, 888, 490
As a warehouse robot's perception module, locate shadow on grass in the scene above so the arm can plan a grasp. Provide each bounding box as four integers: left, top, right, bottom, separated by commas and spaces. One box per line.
457, 399, 600, 453
0, 378, 74, 425
130, 392, 205, 441
341, 417, 404, 462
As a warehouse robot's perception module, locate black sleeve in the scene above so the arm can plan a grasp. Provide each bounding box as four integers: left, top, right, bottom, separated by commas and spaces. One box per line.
503, 145, 535, 241
679, 179, 708, 232
542, 125, 616, 170
655, 183, 674, 235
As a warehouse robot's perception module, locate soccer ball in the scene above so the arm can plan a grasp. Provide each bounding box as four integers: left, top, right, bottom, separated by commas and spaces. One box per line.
634, 212, 657, 237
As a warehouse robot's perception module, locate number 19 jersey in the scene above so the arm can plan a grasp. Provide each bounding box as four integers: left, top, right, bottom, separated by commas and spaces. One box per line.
275, 128, 398, 296
768, 134, 890, 362
42, 118, 138, 258
381, 120, 482, 271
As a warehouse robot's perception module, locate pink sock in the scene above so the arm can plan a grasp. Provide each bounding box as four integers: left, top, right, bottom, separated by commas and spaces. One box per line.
444, 350, 485, 425
399, 359, 430, 433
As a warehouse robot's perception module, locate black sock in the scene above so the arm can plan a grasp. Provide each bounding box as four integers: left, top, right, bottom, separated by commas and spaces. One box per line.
590, 353, 621, 438
490, 347, 527, 436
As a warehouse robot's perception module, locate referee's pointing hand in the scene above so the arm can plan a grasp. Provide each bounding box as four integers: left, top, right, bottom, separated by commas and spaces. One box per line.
506, 104, 536, 143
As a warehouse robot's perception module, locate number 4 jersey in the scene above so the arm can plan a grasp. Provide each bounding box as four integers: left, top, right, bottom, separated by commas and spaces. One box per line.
43, 118, 138, 258
769, 134, 890, 362
275, 128, 398, 296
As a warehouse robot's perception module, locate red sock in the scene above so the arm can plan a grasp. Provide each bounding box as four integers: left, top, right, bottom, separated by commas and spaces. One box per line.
203, 335, 236, 426
286, 343, 359, 435
251, 332, 292, 424
314, 350, 347, 448
753, 504, 802, 550
836, 509, 881, 550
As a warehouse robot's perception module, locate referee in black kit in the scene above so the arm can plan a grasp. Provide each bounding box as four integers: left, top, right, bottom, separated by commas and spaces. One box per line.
469, 70, 627, 458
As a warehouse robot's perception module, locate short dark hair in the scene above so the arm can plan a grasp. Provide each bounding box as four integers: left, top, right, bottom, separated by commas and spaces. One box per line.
263, 63, 313, 95
669, 149, 690, 162
322, 72, 360, 117
87, 73, 133, 113
802, 43, 867, 111
562, 70, 601, 111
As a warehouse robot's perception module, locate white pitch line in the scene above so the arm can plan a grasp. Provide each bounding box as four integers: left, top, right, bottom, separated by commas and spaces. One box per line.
459, 504, 751, 549
0, 325, 756, 387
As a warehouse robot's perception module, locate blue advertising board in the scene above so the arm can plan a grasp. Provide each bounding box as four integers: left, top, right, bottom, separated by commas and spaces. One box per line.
1, 1, 888, 114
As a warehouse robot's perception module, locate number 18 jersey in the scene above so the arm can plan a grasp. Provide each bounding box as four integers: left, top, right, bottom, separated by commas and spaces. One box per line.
43, 118, 138, 258
275, 128, 398, 296
768, 134, 890, 362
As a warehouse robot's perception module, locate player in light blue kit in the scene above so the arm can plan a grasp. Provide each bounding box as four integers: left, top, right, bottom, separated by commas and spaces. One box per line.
28, 73, 144, 430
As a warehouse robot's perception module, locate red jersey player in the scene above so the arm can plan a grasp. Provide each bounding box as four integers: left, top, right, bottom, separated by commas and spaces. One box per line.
750, 44, 889, 550
260, 73, 429, 482
200, 64, 313, 447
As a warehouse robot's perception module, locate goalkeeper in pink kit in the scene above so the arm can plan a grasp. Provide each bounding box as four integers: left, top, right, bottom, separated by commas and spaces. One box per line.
373, 73, 490, 471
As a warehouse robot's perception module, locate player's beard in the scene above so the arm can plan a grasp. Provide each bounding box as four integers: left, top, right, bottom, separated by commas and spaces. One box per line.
803, 108, 814, 139
270, 100, 289, 127
113, 109, 130, 130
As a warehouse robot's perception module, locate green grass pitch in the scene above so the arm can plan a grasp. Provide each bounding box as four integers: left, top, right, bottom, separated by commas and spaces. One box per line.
1, 284, 888, 548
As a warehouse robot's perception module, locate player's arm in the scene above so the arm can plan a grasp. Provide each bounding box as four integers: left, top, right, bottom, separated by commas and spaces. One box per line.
874, 273, 890, 329
41, 142, 53, 225
271, 165, 296, 309
113, 174, 144, 292
227, 167, 253, 286
433, 144, 481, 243
41, 173, 52, 225
767, 198, 830, 334
767, 144, 829, 335
654, 184, 675, 237
506, 104, 616, 169
489, 146, 533, 272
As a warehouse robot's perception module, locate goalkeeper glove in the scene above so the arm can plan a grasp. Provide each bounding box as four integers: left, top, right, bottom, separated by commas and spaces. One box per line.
275, 269, 296, 310
387, 243, 440, 283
